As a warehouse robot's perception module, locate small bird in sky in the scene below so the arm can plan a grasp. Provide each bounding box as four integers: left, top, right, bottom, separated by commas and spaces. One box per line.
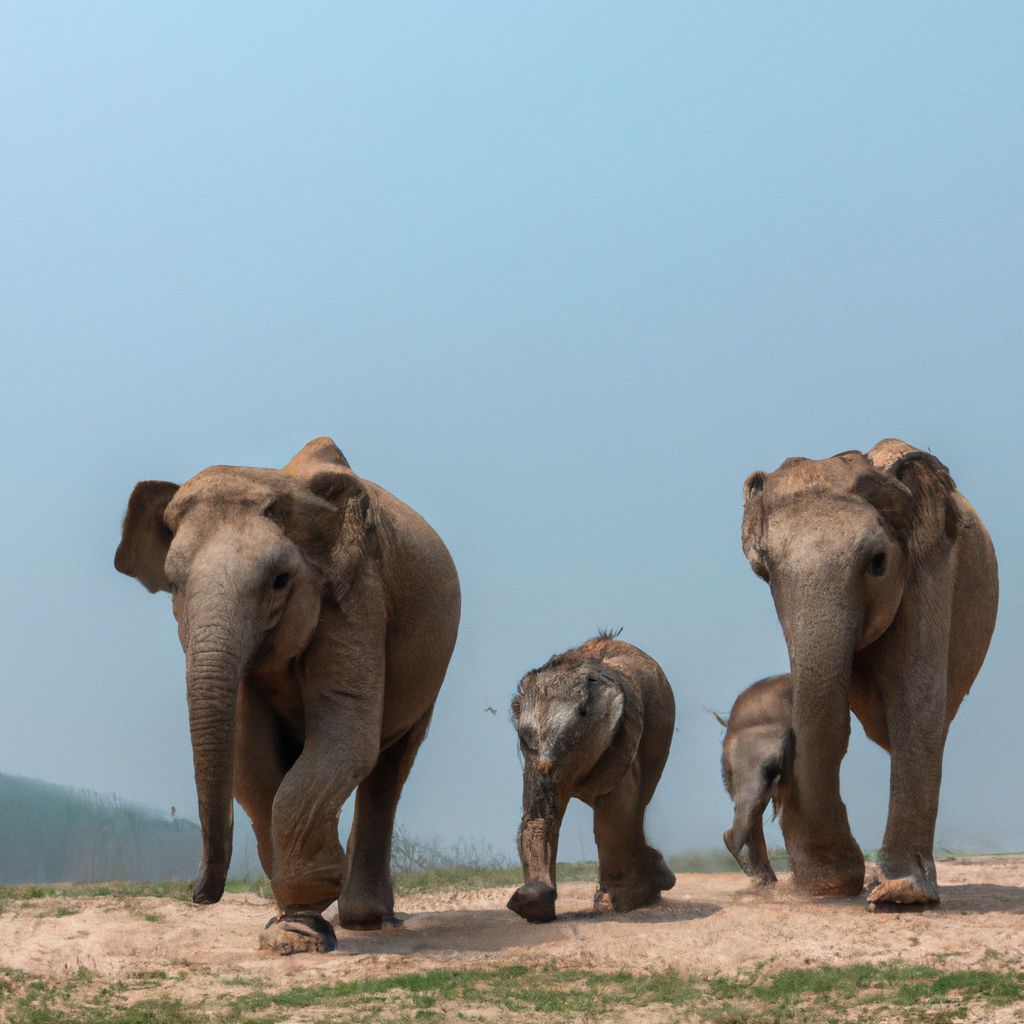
484, 707, 497, 715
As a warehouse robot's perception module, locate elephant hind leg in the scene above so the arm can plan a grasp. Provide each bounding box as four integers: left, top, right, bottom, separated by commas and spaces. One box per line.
593, 761, 675, 913
338, 707, 435, 930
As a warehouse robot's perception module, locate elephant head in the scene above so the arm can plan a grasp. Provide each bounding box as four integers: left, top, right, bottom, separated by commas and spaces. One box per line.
740, 441, 958, 894
114, 437, 370, 904
507, 654, 642, 922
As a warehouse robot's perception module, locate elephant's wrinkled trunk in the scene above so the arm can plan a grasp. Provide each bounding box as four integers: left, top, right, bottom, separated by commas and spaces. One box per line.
725, 786, 775, 885
508, 770, 563, 923
780, 612, 865, 896
185, 624, 246, 905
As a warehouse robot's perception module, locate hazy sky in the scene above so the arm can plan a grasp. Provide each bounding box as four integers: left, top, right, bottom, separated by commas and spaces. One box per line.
2, 3, 1021, 868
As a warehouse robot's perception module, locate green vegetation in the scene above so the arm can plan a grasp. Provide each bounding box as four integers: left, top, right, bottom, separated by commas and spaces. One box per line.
0, 773, 200, 885
0, 880, 195, 903
0, 864, 596, 905
667, 848, 789, 873
1, 962, 1022, 1023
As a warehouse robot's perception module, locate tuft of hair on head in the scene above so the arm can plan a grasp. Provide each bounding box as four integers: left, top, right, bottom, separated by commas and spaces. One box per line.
597, 626, 624, 639
707, 708, 729, 729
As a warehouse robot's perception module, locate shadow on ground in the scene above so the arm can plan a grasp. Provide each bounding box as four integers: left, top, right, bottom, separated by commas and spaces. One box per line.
934, 884, 1024, 915
331, 899, 722, 956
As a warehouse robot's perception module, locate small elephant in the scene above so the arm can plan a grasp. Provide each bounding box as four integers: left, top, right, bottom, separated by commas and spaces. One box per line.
741, 439, 998, 906
115, 437, 460, 953
721, 674, 793, 886
507, 634, 676, 923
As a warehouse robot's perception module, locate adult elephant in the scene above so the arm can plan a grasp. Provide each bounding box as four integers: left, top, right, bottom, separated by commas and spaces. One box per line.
115, 437, 460, 952
741, 439, 997, 906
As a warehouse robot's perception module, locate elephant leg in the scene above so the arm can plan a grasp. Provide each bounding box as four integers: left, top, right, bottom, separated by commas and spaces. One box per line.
233, 681, 297, 881
865, 601, 953, 909
868, 685, 945, 907
338, 706, 434, 930
593, 761, 675, 913
260, 671, 383, 954
507, 772, 568, 923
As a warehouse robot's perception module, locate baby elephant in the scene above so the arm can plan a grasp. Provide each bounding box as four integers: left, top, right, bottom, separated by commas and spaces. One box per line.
508, 634, 676, 923
720, 674, 793, 885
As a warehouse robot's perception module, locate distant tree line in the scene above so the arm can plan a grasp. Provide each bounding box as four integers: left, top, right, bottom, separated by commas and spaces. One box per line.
0, 772, 201, 884
0, 771, 517, 887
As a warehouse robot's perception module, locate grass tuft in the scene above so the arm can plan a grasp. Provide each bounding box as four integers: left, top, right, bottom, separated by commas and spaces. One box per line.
1, 961, 1023, 1023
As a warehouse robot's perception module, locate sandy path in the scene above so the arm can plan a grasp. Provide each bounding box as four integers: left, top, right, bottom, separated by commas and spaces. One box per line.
1, 857, 1021, 1003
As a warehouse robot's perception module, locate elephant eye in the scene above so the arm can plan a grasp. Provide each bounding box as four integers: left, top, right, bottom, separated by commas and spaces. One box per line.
272, 573, 290, 590
868, 552, 887, 577
519, 730, 538, 754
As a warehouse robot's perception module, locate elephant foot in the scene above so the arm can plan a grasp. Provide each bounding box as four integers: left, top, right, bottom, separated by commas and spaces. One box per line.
600, 882, 662, 913
259, 913, 337, 955
192, 861, 228, 905
507, 882, 557, 923
339, 913, 404, 932
787, 841, 864, 898
338, 891, 403, 931
747, 866, 778, 888
651, 855, 678, 893
867, 874, 939, 910
598, 852, 676, 913
795, 873, 864, 898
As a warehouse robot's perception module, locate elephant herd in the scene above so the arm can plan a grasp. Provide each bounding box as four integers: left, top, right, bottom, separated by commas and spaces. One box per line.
115, 436, 998, 954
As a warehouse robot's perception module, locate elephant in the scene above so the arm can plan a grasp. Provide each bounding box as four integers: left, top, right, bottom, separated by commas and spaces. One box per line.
720, 674, 792, 886
114, 437, 461, 953
507, 634, 676, 923
741, 438, 997, 906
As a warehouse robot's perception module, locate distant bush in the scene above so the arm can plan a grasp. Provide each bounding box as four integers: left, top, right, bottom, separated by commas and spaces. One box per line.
389, 824, 512, 874
0, 772, 200, 885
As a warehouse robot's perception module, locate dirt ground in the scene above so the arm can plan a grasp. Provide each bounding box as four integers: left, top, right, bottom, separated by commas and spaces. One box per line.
2, 857, 1022, 1008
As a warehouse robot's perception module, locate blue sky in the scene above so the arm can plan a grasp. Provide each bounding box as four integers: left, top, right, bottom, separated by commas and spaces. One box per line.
1, 3, 1021, 864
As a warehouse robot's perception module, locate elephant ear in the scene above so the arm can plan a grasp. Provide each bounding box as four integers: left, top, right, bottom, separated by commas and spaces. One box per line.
576, 666, 644, 800
741, 471, 770, 581
289, 446, 375, 604
866, 440, 958, 558
114, 481, 180, 593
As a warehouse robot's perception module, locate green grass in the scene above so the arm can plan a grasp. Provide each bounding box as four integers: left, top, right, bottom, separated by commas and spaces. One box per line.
0, 863, 601, 906
0, 880, 195, 903
5, 847, 1009, 908
2, 962, 1022, 1023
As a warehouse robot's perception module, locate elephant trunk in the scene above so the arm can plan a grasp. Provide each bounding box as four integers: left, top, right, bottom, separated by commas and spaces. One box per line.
185, 620, 248, 904
779, 607, 865, 896
507, 769, 563, 923
725, 784, 776, 885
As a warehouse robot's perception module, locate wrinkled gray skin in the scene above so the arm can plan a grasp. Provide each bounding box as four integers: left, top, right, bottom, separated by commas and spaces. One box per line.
742, 439, 998, 906
508, 636, 677, 923
115, 438, 460, 953
721, 674, 793, 886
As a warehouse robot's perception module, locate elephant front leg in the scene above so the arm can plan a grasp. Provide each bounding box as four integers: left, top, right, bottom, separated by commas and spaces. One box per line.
867, 663, 946, 908
260, 689, 382, 954
507, 771, 567, 923
593, 762, 676, 912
